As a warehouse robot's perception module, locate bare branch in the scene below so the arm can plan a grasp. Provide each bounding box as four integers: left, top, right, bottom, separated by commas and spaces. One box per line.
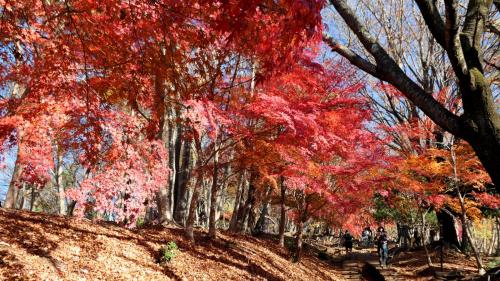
414, 0, 446, 47
328, 0, 463, 136
322, 35, 377, 76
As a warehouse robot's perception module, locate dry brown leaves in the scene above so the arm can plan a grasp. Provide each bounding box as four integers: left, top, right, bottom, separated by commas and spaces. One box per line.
0, 209, 341, 280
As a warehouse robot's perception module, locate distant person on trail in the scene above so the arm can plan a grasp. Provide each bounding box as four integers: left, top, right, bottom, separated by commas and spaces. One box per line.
343, 230, 353, 254
376, 226, 389, 267
429, 229, 437, 244
414, 229, 422, 247
400, 224, 410, 248
361, 227, 372, 247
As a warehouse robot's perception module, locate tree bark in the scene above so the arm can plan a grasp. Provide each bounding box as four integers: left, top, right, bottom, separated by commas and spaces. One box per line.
278, 177, 287, 247
487, 222, 496, 255
458, 190, 485, 273
17, 184, 25, 210
294, 191, 307, 262
235, 174, 256, 233
185, 170, 204, 241
451, 144, 485, 274
29, 185, 36, 212
420, 210, 433, 267
208, 147, 219, 239
4, 147, 22, 209
55, 147, 66, 215
252, 187, 272, 236
174, 139, 192, 224
229, 173, 245, 232
295, 219, 304, 262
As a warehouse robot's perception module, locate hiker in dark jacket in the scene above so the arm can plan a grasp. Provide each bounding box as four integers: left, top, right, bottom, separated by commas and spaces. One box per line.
343, 230, 353, 254
376, 226, 389, 267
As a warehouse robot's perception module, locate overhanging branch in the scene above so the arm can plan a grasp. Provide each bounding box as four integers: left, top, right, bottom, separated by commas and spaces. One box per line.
327, 0, 463, 136
322, 35, 377, 76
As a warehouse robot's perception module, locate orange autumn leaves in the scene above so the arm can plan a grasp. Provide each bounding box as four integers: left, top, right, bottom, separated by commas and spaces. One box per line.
385, 142, 496, 221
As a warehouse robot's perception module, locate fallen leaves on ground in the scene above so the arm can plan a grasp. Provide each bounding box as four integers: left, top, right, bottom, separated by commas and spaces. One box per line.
0, 209, 341, 280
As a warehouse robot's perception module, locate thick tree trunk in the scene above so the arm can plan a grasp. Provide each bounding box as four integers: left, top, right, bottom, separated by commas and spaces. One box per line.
55, 148, 66, 215
295, 219, 304, 262
461, 217, 470, 253
208, 148, 219, 239
17, 185, 25, 210
420, 210, 433, 267
235, 175, 256, 233
4, 180, 19, 209
252, 186, 272, 236
487, 222, 496, 255
157, 184, 173, 224
4, 148, 21, 209
294, 191, 307, 262
157, 109, 177, 224
67, 201, 77, 216
278, 179, 287, 247
174, 139, 192, 224
229, 173, 245, 232
29, 185, 36, 212
167, 108, 178, 217
185, 171, 204, 241
247, 205, 258, 233
252, 199, 269, 236
496, 218, 500, 256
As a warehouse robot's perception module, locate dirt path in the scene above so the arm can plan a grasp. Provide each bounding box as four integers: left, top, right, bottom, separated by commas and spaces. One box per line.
335, 251, 406, 281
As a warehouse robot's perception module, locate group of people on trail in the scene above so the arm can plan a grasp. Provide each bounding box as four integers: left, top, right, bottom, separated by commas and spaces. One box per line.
342, 226, 389, 267
396, 223, 422, 248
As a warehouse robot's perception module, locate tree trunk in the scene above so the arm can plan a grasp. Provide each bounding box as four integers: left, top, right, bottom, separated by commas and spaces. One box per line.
487, 222, 496, 255
208, 147, 219, 239
278, 179, 287, 247
459, 195, 485, 274
167, 108, 178, 217
295, 219, 304, 262
235, 175, 256, 233
420, 209, 433, 267
174, 139, 192, 224
185, 170, 204, 241
4, 46, 25, 209
294, 192, 307, 262
229, 173, 245, 232
496, 218, 500, 256
17, 184, 25, 210
154, 56, 175, 224
461, 217, 470, 253
4, 147, 22, 209
4, 179, 19, 209
252, 187, 272, 237
55, 148, 66, 215
67, 201, 77, 216
29, 185, 36, 212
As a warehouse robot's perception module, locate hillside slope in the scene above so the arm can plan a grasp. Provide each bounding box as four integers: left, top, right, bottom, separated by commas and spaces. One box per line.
0, 209, 341, 281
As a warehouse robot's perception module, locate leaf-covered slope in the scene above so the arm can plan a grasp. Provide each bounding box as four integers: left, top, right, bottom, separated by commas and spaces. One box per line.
0, 209, 341, 281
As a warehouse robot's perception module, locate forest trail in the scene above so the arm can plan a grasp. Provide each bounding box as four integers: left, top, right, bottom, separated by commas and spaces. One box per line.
337, 251, 406, 281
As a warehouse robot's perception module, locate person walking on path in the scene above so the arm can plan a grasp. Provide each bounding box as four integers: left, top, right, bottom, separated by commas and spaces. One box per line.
343, 230, 353, 254
376, 226, 389, 267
